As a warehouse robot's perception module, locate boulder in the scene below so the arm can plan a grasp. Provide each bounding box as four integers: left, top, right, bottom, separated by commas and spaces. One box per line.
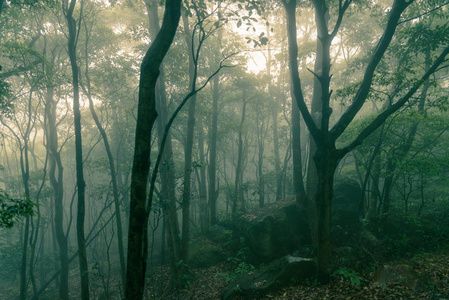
236, 197, 309, 263
332, 180, 363, 242
221, 255, 316, 300
189, 240, 226, 269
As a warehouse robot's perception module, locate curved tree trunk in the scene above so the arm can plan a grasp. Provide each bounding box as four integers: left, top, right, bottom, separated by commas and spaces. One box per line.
125, 0, 181, 297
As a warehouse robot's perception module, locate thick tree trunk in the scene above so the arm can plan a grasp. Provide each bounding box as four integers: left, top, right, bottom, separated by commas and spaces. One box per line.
146, 2, 182, 286
314, 147, 338, 283
125, 0, 181, 297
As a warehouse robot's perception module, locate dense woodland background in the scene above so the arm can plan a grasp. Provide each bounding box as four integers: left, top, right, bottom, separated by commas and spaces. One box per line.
1, 0, 449, 298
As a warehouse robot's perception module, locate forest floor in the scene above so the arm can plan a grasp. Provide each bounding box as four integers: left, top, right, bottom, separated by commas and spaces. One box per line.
152, 248, 449, 299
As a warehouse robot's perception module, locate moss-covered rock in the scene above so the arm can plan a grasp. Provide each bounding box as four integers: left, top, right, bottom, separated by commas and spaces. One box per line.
236, 197, 309, 263
189, 240, 226, 269
221, 255, 316, 300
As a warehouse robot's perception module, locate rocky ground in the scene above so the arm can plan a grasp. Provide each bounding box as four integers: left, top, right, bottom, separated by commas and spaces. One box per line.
152, 251, 449, 299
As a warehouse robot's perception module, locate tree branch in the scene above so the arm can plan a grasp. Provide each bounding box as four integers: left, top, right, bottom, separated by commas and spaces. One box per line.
331, 0, 413, 141
340, 44, 449, 156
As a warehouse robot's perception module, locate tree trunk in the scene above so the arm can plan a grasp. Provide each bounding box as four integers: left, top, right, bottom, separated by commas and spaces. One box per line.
283, 0, 313, 243
208, 9, 222, 225
65, 1, 89, 297
197, 118, 208, 232
126, 0, 181, 297
20, 216, 30, 300
45, 77, 69, 300
180, 10, 196, 263
81, 35, 126, 288
233, 95, 247, 217
314, 148, 338, 283
256, 106, 265, 208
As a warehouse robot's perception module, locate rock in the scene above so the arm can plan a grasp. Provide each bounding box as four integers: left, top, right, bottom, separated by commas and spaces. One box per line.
189, 240, 226, 269
236, 197, 309, 263
207, 225, 234, 245
221, 255, 316, 300
332, 180, 362, 229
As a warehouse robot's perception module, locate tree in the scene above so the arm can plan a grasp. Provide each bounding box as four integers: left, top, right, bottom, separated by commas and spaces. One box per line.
125, 0, 181, 298
64, 0, 90, 297
283, 0, 449, 282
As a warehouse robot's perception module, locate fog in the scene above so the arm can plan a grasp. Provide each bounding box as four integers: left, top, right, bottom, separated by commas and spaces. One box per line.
1, 0, 449, 299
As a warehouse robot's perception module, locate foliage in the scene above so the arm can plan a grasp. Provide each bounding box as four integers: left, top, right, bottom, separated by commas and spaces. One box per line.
0, 190, 34, 228
333, 267, 363, 286
0, 78, 13, 118
220, 243, 255, 283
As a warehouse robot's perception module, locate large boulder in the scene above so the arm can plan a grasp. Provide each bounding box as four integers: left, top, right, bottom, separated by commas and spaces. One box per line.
236, 197, 309, 263
221, 255, 316, 300
332, 180, 363, 242
189, 240, 226, 269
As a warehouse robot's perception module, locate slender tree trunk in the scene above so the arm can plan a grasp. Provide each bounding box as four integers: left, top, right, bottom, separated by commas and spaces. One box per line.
80, 29, 126, 286
16, 89, 35, 300
265, 24, 281, 202
256, 112, 265, 208
197, 118, 208, 232
382, 47, 430, 215
272, 108, 282, 201
233, 95, 247, 217
208, 9, 222, 225
283, 0, 313, 243
20, 216, 30, 300
45, 79, 69, 300
153, 51, 182, 291
180, 10, 196, 263
65, 1, 89, 297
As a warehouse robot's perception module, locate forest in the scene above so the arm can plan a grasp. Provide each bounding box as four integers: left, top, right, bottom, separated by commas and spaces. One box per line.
1, 0, 449, 298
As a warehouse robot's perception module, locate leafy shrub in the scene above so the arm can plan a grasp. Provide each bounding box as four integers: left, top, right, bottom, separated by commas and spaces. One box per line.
333, 267, 363, 286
